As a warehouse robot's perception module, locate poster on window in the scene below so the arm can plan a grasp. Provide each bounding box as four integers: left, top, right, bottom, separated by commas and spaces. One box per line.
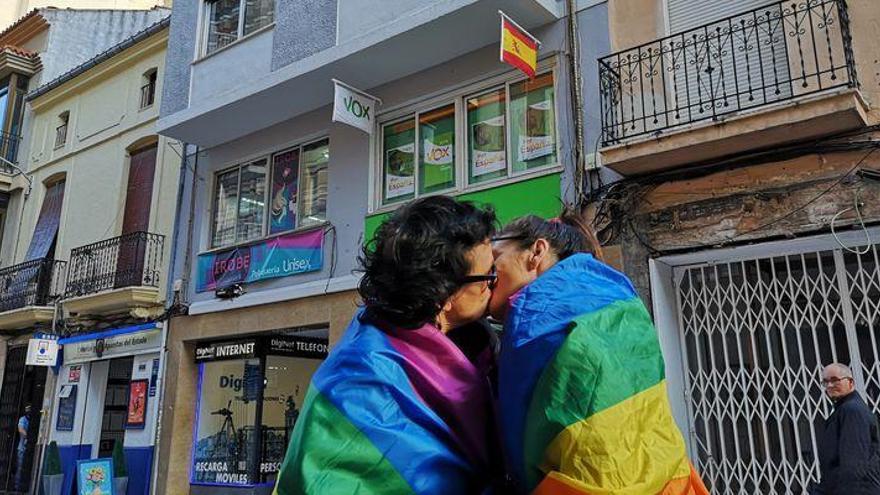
125, 380, 149, 429
518, 100, 555, 161
470, 115, 507, 176
270, 149, 299, 234
384, 143, 415, 199
192, 359, 260, 485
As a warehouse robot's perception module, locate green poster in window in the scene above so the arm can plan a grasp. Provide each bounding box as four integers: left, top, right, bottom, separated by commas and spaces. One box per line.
419, 105, 455, 193
383, 121, 415, 202
468, 89, 507, 184
511, 75, 556, 172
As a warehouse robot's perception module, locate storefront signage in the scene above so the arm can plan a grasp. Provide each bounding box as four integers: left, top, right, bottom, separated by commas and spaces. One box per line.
63, 328, 162, 364
26, 337, 60, 366
56, 385, 78, 431
196, 228, 324, 293
332, 79, 380, 134
268, 336, 330, 359
195, 339, 258, 362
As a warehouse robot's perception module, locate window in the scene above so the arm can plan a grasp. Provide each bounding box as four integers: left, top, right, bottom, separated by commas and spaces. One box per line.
54, 112, 69, 149
191, 331, 328, 487
377, 70, 558, 208
211, 138, 329, 249
140, 69, 157, 109
204, 0, 275, 55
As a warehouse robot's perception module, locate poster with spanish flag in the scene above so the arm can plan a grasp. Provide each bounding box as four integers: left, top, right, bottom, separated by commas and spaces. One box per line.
500, 11, 539, 78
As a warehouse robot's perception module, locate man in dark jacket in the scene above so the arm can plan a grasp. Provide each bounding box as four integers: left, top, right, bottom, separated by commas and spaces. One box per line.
813, 363, 880, 494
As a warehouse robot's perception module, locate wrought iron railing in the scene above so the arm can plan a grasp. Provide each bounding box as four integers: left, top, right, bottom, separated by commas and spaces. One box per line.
65, 231, 164, 299
140, 80, 156, 109
599, 0, 858, 146
0, 131, 21, 169
0, 258, 67, 312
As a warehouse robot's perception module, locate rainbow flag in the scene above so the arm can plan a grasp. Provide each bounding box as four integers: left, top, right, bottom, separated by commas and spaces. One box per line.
273, 311, 495, 494
498, 253, 709, 494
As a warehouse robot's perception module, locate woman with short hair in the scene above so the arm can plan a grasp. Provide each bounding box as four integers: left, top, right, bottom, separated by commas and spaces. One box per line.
490, 207, 708, 495
274, 195, 501, 494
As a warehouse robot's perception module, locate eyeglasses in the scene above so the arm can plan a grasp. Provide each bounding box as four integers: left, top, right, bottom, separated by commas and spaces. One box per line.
491, 234, 528, 243
461, 266, 497, 291
820, 376, 852, 387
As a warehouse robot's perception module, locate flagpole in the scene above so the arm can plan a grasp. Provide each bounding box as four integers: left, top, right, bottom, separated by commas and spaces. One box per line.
331, 78, 383, 105
498, 10, 542, 46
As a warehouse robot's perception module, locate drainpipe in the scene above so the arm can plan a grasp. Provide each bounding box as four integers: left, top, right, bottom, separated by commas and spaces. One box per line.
566, 0, 587, 201
149, 141, 197, 494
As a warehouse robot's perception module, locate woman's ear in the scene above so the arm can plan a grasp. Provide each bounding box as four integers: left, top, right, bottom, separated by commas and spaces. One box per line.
529, 238, 551, 271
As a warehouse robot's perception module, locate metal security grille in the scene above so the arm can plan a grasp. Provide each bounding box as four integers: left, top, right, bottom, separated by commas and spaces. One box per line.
674, 242, 880, 494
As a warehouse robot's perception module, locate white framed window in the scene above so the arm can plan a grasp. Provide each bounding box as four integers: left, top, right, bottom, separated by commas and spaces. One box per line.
203, 0, 275, 55
210, 138, 329, 249
374, 68, 559, 210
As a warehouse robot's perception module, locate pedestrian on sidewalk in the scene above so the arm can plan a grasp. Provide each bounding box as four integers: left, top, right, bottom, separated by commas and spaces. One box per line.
811, 363, 880, 494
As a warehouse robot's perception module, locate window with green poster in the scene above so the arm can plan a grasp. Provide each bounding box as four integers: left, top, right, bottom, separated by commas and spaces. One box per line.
510, 73, 557, 172
418, 104, 456, 194
382, 119, 416, 204
467, 88, 507, 185
375, 67, 559, 209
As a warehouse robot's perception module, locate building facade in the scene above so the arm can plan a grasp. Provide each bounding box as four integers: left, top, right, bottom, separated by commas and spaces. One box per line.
0, 9, 174, 494
155, 1, 612, 493
0, 0, 172, 32
595, 0, 880, 493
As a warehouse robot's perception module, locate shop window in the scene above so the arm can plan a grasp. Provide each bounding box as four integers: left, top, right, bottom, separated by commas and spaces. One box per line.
376, 70, 558, 208
210, 138, 329, 249
192, 358, 261, 485
191, 331, 328, 487
204, 0, 275, 55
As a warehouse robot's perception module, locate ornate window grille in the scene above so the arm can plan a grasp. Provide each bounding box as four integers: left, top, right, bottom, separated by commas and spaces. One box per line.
674, 240, 880, 493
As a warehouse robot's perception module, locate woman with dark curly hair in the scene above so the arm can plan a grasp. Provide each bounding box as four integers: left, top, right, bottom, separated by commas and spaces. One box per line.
274, 196, 501, 495
490, 208, 708, 495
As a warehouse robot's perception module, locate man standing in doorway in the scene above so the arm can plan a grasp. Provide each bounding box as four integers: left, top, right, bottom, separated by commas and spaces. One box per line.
813, 363, 880, 494
14, 404, 30, 492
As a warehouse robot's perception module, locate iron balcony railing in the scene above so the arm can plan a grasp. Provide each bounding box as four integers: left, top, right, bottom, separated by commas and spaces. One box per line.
65, 231, 165, 299
140, 80, 156, 109
599, 0, 858, 146
0, 131, 22, 170
0, 258, 67, 313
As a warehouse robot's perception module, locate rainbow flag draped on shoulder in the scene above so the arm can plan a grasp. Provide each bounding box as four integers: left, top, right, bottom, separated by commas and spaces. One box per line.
498, 253, 709, 494
273, 311, 495, 494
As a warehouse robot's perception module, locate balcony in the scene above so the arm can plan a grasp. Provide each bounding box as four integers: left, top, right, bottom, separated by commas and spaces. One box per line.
598, 0, 867, 175
0, 258, 67, 331
159, 0, 560, 147
63, 231, 165, 315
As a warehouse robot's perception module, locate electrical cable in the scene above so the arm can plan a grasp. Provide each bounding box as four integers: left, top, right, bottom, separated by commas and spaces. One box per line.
831, 188, 872, 255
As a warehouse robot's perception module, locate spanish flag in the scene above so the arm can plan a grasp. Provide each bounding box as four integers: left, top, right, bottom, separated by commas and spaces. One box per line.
500, 11, 539, 79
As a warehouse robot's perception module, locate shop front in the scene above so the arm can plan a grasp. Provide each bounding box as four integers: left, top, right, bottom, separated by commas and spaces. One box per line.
189, 329, 328, 495
51, 323, 163, 495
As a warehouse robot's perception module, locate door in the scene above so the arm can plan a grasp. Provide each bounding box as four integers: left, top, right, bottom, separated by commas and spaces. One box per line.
97, 357, 133, 458
115, 145, 156, 289
0, 346, 47, 493
673, 240, 880, 493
